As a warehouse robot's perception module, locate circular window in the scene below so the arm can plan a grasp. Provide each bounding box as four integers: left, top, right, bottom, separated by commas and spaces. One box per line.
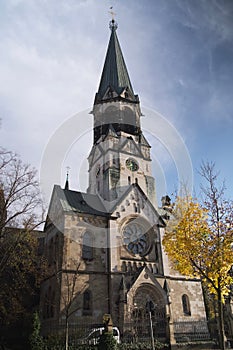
123, 222, 149, 255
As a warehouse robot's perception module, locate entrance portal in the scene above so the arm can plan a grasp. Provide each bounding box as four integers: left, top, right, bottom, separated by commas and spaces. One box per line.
132, 284, 168, 341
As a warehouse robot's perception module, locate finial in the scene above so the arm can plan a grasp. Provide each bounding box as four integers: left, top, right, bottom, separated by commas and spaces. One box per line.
109, 6, 118, 31
64, 166, 70, 190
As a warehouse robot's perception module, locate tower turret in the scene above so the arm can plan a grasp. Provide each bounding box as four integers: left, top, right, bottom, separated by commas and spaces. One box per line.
88, 21, 156, 205
93, 19, 141, 145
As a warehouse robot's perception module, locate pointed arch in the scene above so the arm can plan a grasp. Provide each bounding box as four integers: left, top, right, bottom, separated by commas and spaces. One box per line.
132, 283, 167, 339
83, 289, 92, 315
82, 231, 93, 260
182, 294, 191, 316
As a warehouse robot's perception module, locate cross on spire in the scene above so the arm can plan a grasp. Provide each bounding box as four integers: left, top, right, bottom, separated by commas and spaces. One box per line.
109, 6, 118, 31
109, 6, 116, 21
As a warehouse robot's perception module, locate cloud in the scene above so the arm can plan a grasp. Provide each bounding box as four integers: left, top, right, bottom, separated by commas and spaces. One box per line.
0, 0, 232, 200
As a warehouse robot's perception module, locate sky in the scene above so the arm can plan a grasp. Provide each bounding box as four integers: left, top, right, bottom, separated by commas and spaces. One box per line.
0, 0, 233, 206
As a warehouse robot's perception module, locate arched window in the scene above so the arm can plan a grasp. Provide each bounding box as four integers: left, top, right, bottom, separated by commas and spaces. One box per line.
148, 263, 153, 273
127, 262, 132, 272
82, 232, 93, 260
121, 261, 127, 272
83, 290, 92, 315
182, 294, 191, 316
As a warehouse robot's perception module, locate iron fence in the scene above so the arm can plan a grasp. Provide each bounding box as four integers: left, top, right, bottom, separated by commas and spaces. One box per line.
173, 318, 211, 343
43, 318, 213, 347
122, 319, 167, 343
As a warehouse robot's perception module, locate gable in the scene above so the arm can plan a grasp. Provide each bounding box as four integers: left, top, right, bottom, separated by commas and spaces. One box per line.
126, 266, 167, 301
111, 184, 165, 228
45, 185, 109, 230
102, 86, 120, 101
119, 137, 143, 158
45, 185, 65, 233
129, 266, 160, 290
140, 134, 151, 148
89, 144, 104, 167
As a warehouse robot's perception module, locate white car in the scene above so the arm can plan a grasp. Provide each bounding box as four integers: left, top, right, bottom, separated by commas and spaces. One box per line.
85, 327, 120, 345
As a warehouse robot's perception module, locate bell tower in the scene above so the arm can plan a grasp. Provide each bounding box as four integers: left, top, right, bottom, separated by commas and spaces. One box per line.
87, 20, 156, 205
41, 19, 210, 347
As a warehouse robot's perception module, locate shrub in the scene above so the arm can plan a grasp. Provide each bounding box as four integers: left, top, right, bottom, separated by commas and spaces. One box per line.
29, 312, 45, 350
97, 332, 117, 350
76, 345, 97, 350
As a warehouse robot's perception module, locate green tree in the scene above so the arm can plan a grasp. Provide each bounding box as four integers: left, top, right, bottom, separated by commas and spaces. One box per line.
29, 312, 45, 350
163, 163, 233, 350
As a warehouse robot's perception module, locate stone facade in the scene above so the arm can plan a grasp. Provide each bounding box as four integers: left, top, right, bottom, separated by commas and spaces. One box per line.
40, 20, 211, 347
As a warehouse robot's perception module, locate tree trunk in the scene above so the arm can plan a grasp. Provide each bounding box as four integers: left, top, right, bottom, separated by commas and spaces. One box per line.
65, 317, 69, 350
217, 288, 225, 350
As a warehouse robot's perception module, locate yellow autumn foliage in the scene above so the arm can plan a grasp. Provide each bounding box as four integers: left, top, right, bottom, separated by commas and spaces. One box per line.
163, 196, 233, 300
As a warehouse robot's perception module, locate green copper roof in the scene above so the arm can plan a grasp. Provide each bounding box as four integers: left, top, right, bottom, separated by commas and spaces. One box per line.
97, 20, 135, 101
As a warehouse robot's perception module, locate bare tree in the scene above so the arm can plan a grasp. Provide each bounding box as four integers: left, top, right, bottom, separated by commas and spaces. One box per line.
0, 147, 44, 234
51, 258, 86, 350
0, 147, 46, 328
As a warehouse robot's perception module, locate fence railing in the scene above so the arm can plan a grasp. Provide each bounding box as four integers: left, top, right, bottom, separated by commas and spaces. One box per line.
173, 319, 211, 343
42, 318, 212, 346
122, 319, 167, 343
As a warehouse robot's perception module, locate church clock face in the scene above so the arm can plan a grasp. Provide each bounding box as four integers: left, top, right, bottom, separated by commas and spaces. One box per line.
126, 158, 139, 172
123, 222, 148, 255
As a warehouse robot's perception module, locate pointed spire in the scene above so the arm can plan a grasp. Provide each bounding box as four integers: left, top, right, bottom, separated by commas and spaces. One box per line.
95, 20, 137, 104
64, 167, 70, 190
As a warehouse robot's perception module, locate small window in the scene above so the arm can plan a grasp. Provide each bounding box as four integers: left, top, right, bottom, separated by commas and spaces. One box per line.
148, 263, 153, 273
127, 262, 132, 272
83, 290, 92, 315
82, 232, 93, 260
121, 261, 127, 272
182, 294, 191, 316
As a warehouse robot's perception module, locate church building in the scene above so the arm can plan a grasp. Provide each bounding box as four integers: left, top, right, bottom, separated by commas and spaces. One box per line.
40, 19, 210, 347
